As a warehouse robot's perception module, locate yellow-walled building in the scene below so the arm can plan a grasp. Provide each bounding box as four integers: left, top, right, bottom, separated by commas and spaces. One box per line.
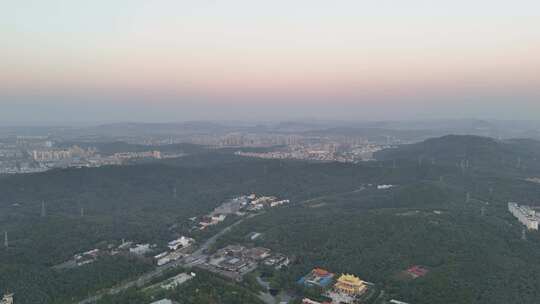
334, 274, 367, 295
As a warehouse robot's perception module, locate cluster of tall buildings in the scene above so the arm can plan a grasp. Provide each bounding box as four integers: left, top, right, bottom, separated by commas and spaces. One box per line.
218, 134, 301, 147
113, 150, 162, 160
31, 146, 96, 162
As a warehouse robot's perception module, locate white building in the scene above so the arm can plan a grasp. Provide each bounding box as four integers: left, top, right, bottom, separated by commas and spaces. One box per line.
149, 299, 174, 304
130, 243, 152, 255
1, 293, 14, 304
168, 236, 194, 251
508, 202, 540, 230
212, 214, 226, 222
270, 200, 290, 207
154, 252, 169, 260
157, 250, 184, 266
161, 272, 195, 290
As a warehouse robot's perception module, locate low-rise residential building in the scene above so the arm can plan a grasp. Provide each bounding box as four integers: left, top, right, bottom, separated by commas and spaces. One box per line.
406, 265, 429, 278
263, 254, 290, 269
168, 236, 195, 251
270, 199, 290, 207
1, 293, 14, 304
74, 249, 100, 266
130, 243, 152, 255
156, 250, 184, 266
199, 214, 227, 229
508, 202, 540, 230
149, 299, 176, 304
389, 300, 410, 304
302, 298, 331, 304
118, 241, 134, 250
154, 252, 169, 260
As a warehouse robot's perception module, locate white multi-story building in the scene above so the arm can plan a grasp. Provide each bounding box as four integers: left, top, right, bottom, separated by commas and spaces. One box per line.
508, 202, 540, 230
129, 243, 152, 255
149, 299, 175, 304
1, 293, 14, 304
167, 236, 194, 251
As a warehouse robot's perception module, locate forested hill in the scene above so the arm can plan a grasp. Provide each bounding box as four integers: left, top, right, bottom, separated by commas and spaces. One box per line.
5, 136, 540, 303
375, 135, 540, 175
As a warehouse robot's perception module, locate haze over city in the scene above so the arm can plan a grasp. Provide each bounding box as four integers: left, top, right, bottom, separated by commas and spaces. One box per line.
2, 0, 540, 123
5, 2, 540, 304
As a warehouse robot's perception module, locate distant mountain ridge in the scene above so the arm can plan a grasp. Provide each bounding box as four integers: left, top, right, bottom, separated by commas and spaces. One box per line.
375, 135, 540, 174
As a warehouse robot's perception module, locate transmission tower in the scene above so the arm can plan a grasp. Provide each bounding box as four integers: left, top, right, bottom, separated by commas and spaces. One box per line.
41, 201, 46, 217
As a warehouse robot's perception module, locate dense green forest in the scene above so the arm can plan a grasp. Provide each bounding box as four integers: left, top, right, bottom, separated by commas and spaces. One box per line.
2, 135, 540, 303
0, 151, 392, 303
97, 270, 264, 304
216, 181, 540, 303
213, 136, 540, 304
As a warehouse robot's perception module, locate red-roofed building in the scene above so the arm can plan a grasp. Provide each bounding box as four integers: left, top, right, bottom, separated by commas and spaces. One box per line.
406, 265, 429, 278
313, 268, 330, 276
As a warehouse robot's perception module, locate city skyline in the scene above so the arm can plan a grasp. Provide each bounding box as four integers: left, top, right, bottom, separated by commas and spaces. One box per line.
1, 0, 539, 122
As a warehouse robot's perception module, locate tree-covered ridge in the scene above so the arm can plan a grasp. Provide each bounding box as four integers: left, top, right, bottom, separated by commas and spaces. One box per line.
375, 135, 540, 175
2, 135, 540, 303
0, 152, 391, 303
212, 135, 540, 304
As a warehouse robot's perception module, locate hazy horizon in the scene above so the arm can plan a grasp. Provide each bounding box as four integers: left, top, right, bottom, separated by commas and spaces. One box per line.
2, 0, 539, 123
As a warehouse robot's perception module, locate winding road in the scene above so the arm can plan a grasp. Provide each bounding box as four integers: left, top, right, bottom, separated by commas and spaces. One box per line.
75, 187, 365, 304
76, 213, 257, 304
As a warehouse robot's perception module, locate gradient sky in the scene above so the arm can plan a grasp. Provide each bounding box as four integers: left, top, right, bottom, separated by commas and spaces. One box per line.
1, 0, 539, 123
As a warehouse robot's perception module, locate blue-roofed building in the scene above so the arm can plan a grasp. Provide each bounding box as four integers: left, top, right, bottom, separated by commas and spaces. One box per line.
298, 268, 335, 288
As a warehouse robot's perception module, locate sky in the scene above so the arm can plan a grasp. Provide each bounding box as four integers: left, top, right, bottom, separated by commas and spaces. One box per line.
1, 0, 539, 123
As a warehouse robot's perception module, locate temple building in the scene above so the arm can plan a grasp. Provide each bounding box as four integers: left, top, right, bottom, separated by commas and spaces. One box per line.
298, 268, 335, 288
334, 274, 367, 295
